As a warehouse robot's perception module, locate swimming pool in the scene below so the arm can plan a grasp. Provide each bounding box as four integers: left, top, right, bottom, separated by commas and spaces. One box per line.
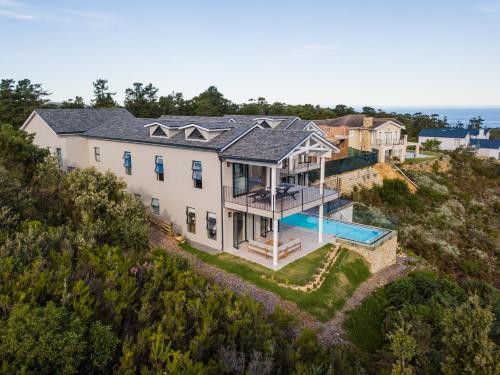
281, 213, 389, 245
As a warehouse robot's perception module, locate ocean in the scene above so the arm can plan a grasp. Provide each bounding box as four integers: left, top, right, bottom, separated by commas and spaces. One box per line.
376, 107, 500, 128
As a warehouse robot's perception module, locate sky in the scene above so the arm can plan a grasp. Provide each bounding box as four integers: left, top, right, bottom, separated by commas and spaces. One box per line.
0, 0, 499, 107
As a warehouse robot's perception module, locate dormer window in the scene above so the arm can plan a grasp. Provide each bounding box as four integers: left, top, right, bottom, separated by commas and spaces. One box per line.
187, 128, 207, 141
152, 126, 168, 138
260, 120, 271, 129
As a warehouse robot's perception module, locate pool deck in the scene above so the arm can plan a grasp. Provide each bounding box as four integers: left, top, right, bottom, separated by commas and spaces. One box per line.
226, 223, 336, 270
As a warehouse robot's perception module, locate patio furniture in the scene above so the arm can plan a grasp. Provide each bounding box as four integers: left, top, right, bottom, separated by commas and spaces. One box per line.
247, 239, 302, 260
248, 189, 271, 202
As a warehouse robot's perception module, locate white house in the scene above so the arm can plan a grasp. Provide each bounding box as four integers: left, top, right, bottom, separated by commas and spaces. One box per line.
21, 109, 399, 272
469, 139, 500, 159
418, 128, 471, 150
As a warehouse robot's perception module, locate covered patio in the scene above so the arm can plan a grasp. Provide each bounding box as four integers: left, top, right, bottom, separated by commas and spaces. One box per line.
221, 128, 341, 269
225, 222, 336, 270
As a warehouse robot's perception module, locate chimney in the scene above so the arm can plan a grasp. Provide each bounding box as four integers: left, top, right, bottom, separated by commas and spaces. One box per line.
363, 116, 374, 128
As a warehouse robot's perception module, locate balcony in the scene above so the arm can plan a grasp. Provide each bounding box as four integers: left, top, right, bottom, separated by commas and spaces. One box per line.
373, 135, 407, 147
280, 158, 321, 174
223, 184, 339, 219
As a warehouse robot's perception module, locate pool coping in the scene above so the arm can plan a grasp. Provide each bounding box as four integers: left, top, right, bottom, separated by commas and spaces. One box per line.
293, 212, 397, 249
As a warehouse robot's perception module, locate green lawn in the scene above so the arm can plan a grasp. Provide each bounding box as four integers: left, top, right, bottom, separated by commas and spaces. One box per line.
403, 150, 444, 165
179, 243, 370, 321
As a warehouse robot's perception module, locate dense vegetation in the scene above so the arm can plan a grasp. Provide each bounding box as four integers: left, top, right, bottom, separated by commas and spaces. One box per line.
0, 125, 371, 374
354, 152, 500, 286
344, 270, 499, 374
0, 78, 459, 139
349, 152, 500, 373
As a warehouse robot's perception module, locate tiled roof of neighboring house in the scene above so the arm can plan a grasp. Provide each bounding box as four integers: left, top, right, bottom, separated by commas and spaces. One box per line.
418, 128, 470, 138
314, 115, 405, 129
83, 116, 257, 151
221, 128, 312, 163
469, 139, 500, 149
32, 108, 134, 134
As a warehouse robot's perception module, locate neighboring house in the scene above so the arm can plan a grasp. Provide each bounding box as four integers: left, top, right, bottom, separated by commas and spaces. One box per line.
315, 115, 407, 163
468, 128, 490, 140
311, 122, 349, 160
21, 109, 340, 269
469, 139, 500, 159
418, 128, 471, 150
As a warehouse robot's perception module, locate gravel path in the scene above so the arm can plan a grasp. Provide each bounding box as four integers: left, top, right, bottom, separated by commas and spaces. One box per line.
150, 227, 418, 346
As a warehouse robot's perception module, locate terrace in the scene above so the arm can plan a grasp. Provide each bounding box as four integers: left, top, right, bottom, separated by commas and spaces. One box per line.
223, 183, 339, 219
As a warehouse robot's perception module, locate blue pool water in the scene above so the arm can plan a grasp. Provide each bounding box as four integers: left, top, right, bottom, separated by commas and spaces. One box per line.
281, 213, 388, 244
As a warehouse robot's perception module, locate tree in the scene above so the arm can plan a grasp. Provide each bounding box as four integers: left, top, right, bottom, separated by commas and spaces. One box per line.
468, 116, 484, 130
388, 320, 417, 375
441, 295, 500, 375
124, 82, 161, 117
0, 79, 50, 128
0, 303, 87, 374
60, 96, 85, 109
362, 106, 377, 116
190, 86, 235, 116
92, 79, 117, 108
421, 139, 441, 151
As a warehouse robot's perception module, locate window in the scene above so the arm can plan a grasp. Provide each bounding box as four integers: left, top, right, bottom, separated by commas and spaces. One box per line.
260, 120, 271, 128
206, 212, 216, 239
67, 166, 75, 172
186, 207, 196, 233
123, 151, 132, 175
56, 148, 63, 168
151, 198, 160, 215
152, 126, 168, 137
232, 163, 248, 196
187, 128, 206, 141
192, 161, 202, 189
155, 156, 164, 181
134, 193, 141, 200
298, 154, 310, 164
260, 216, 269, 237
94, 147, 101, 162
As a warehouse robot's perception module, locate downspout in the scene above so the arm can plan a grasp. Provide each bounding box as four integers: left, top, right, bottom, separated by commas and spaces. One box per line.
219, 158, 224, 252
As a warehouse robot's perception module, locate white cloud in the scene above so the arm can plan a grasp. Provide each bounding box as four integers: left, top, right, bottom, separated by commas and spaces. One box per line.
0, 0, 118, 27
0, 8, 35, 19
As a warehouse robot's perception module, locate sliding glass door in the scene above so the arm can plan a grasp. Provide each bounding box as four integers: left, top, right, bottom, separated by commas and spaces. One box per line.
232, 163, 248, 196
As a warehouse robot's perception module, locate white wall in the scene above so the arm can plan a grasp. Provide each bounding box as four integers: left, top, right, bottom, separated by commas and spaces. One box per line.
418, 136, 469, 151
475, 148, 500, 159
23, 112, 225, 251
87, 138, 224, 250
23, 113, 89, 170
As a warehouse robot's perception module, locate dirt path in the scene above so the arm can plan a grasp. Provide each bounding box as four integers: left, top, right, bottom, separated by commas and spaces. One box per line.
321, 255, 414, 339
150, 227, 418, 345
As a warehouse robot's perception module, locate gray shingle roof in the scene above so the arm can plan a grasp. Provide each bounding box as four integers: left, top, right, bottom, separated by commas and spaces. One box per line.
221, 128, 312, 163
34, 108, 134, 134
83, 116, 257, 151
281, 119, 311, 131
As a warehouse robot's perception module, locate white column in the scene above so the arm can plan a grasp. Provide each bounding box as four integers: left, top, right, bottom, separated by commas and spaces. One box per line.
318, 157, 325, 243
271, 167, 277, 211
266, 167, 271, 188
271, 166, 278, 268
273, 218, 279, 268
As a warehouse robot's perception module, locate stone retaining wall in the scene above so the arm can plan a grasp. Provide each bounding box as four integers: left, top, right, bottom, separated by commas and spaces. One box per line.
337, 235, 397, 273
